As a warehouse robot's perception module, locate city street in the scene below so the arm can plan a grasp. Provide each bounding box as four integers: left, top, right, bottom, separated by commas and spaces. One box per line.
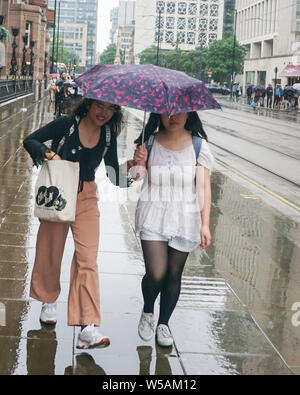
0, 96, 299, 375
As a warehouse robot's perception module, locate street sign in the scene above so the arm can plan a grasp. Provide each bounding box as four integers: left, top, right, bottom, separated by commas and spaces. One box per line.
208, 70, 212, 77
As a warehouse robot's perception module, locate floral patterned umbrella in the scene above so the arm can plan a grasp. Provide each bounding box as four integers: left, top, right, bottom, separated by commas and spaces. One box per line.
75, 64, 221, 116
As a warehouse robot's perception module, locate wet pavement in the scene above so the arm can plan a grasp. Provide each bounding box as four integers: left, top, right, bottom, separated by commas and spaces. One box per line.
0, 98, 299, 375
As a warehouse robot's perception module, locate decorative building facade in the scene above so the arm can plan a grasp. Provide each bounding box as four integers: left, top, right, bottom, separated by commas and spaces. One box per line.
134, 0, 226, 62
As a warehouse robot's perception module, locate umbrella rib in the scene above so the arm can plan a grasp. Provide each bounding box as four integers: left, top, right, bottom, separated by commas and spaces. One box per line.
151, 65, 170, 115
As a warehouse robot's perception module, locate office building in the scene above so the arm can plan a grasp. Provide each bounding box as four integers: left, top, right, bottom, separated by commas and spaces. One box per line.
236, 0, 300, 87
48, 0, 98, 68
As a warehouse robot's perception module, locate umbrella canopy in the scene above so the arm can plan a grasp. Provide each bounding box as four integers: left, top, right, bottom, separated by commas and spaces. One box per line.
292, 83, 300, 90
62, 80, 77, 88
75, 64, 221, 116
253, 85, 265, 91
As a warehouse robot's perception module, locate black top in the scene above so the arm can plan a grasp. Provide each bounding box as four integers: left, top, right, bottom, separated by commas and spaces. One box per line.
23, 115, 128, 188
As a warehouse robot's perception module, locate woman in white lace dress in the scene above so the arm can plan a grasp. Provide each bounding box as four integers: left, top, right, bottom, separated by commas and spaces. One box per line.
133, 111, 214, 347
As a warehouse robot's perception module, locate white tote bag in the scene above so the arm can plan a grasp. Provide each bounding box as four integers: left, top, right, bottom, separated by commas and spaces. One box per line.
34, 160, 80, 222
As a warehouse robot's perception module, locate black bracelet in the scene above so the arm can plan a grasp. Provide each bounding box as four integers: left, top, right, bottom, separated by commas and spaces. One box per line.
50, 153, 57, 160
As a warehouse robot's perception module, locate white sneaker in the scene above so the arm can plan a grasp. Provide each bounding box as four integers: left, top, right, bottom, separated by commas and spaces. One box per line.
40, 302, 57, 325
76, 324, 110, 349
138, 311, 155, 341
156, 324, 173, 347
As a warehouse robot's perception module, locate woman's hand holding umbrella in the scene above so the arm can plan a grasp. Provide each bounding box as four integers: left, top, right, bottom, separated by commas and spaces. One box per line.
130, 145, 147, 180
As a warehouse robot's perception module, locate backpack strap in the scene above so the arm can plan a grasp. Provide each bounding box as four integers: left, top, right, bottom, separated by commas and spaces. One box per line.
192, 136, 202, 164
145, 135, 155, 160
56, 116, 78, 155
102, 125, 111, 158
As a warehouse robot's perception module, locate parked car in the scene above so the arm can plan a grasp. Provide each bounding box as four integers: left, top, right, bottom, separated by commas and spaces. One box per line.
206, 83, 231, 95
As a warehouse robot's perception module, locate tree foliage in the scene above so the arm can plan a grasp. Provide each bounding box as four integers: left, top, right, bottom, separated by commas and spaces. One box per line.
99, 44, 117, 64
204, 34, 246, 82
138, 34, 245, 83
50, 37, 80, 67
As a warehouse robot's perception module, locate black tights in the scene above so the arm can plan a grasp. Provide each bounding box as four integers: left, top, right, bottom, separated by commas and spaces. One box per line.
141, 240, 189, 326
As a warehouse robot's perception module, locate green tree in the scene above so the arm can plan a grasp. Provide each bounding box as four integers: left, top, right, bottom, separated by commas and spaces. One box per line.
203, 34, 246, 83
138, 45, 160, 65
99, 44, 117, 64
50, 37, 80, 68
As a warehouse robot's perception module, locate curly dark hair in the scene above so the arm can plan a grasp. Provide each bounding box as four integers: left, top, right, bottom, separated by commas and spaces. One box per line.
134, 112, 208, 146
72, 97, 123, 136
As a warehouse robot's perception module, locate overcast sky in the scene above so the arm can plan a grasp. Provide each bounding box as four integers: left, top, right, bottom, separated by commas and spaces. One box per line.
97, 0, 120, 54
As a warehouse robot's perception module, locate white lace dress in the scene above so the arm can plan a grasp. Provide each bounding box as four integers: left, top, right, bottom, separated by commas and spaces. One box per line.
135, 138, 214, 244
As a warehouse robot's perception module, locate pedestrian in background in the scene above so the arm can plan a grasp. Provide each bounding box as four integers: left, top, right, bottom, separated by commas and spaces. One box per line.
23, 98, 137, 349
133, 111, 213, 347
266, 84, 273, 109
247, 85, 253, 105
49, 77, 57, 103
274, 85, 283, 108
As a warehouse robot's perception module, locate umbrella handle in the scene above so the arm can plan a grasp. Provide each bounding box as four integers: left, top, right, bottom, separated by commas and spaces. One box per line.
141, 111, 147, 144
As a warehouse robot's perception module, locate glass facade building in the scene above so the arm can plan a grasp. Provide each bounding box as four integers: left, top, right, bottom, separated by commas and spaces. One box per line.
48, 0, 98, 68
223, 0, 236, 36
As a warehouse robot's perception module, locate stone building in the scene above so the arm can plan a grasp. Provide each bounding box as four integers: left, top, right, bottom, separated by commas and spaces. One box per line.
236, 0, 300, 87
0, 0, 53, 80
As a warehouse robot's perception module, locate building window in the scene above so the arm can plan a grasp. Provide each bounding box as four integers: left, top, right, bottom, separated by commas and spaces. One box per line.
167, 2, 176, 14
199, 18, 208, 32
166, 17, 175, 29
188, 17, 196, 30
198, 32, 207, 46
210, 4, 219, 17
156, 1, 165, 13
188, 3, 197, 16
177, 31, 186, 43
177, 18, 186, 30
155, 30, 164, 42
187, 31, 195, 44
165, 30, 174, 43
25, 22, 31, 48
208, 33, 217, 44
156, 16, 164, 29
209, 19, 218, 32
178, 2, 187, 15
199, 4, 209, 17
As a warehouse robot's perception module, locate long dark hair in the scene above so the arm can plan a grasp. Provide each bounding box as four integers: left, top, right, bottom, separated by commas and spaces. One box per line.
134, 112, 208, 146
72, 97, 123, 136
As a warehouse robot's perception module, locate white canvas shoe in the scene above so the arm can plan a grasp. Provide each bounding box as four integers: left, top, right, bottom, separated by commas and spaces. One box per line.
76, 324, 110, 349
156, 324, 173, 347
40, 302, 57, 325
138, 311, 155, 341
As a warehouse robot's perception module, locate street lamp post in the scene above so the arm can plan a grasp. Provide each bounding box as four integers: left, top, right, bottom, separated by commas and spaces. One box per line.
56, 0, 61, 71
230, 9, 237, 98
10, 28, 19, 77
21, 35, 28, 76
29, 40, 35, 77
51, 0, 57, 73
198, 44, 203, 81
156, 10, 162, 66
274, 66, 278, 107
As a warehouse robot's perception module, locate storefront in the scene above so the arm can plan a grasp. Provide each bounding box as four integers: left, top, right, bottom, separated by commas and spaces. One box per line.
279, 65, 300, 85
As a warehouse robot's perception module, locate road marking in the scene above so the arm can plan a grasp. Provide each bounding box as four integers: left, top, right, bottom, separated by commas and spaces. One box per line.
215, 158, 300, 214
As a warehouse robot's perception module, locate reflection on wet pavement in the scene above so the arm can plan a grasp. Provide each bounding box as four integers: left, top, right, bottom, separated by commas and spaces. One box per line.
0, 98, 299, 375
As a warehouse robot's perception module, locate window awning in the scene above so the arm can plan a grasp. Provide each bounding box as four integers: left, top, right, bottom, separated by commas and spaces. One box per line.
279, 65, 300, 77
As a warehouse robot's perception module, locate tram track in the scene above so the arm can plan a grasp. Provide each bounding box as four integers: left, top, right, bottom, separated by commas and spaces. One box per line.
203, 109, 300, 141
202, 120, 300, 161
